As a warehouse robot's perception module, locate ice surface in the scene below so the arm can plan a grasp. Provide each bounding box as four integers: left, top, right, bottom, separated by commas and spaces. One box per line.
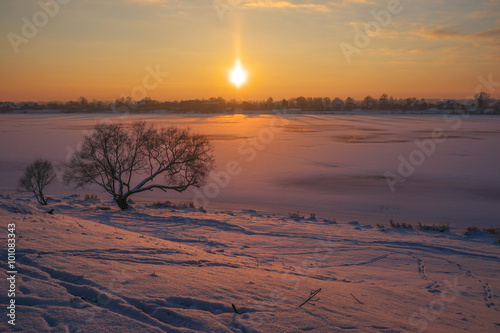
0, 113, 499, 228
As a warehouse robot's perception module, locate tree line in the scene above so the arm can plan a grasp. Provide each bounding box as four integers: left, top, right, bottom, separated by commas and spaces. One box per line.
1, 92, 498, 113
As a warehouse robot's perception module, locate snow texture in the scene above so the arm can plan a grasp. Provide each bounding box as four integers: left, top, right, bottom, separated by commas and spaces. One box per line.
0, 196, 499, 332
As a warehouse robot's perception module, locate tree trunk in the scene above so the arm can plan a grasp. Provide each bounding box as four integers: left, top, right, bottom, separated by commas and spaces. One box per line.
39, 192, 47, 205
35, 192, 47, 205
115, 197, 129, 210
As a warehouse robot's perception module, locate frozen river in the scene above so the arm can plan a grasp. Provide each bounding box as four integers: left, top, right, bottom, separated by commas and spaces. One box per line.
1, 112, 499, 228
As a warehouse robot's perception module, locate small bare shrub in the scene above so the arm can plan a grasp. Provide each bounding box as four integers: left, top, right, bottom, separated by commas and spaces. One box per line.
18, 158, 55, 205
465, 227, 500, 242
464, 226, 480, 236
289, 212, 304, 220
184, 201, 195, 209
389, 219, 413, 229
482, 228, 500, 236
417, 223, 450, 232
84, 194, 99, 201
147, 201, 173, 208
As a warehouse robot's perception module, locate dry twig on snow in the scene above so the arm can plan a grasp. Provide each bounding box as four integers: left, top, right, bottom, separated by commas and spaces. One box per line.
350, 293, 363, 304
299, 288, 322, 307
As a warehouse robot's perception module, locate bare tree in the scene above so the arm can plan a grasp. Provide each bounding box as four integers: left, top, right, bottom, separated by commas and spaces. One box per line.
296, 96, 307, 110
18, 158, 56, 205
363, 95, 377, 110
474, 92, 492, 113
344, 97, 356, 111
378, 93, 389, 110
64, 122, 214, 210
266, 97, 274, 110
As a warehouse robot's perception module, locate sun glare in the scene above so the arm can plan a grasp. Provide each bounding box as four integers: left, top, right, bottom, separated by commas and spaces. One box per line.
229, 60, 247, 88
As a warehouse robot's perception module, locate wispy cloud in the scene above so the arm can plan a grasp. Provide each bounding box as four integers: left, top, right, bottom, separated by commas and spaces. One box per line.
417, 26, 500, 41
329, 0, 376, 7
377, 47, 429, 56
377, 45, 465, 56
467, 10, 493, 19
125, 0, 173, 4
126, 0, 166, 3
242, 1, 331, 12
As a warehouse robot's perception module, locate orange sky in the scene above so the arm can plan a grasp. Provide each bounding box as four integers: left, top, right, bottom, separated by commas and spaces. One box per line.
1, 0, 499, 102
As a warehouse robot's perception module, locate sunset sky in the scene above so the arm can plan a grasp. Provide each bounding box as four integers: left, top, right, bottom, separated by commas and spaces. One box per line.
1, 0, 499, 102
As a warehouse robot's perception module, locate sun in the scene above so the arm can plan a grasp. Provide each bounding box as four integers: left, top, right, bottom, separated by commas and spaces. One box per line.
229, 60, 248, 88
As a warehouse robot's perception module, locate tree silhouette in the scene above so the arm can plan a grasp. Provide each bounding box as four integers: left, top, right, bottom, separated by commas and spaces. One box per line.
296, 96, 307, 110
362, 96, 376, 110
345, 97, 356, 111
378, 93, 389, 110
474, 92, 492, 113
18, 159, 56, 205
64, 122, 214, 210
331, 97, 343, 111
282, 98, 289, 109
266, 97, 274, 110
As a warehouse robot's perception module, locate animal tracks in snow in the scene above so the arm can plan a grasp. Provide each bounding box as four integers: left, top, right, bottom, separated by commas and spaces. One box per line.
454, 261, 497, 310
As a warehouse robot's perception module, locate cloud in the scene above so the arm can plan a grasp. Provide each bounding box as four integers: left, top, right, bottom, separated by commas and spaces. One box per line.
124, 0, 183, 5
418, 28, 466, 39
366, 29, 401, 38
377, 45, 465, 56
329, 0, 376, 6
123, 0, 377, 11
417, 26, 500, 41
126, 0, 168, 3
467, 11, 492, 19
242, 1, 331, 12
476, 27, 500, 39
377, 47, 429, 56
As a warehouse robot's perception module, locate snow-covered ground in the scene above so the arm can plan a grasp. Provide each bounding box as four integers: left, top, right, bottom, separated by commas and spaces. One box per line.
1, 113, 499, 228
0, 196, 499, 332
